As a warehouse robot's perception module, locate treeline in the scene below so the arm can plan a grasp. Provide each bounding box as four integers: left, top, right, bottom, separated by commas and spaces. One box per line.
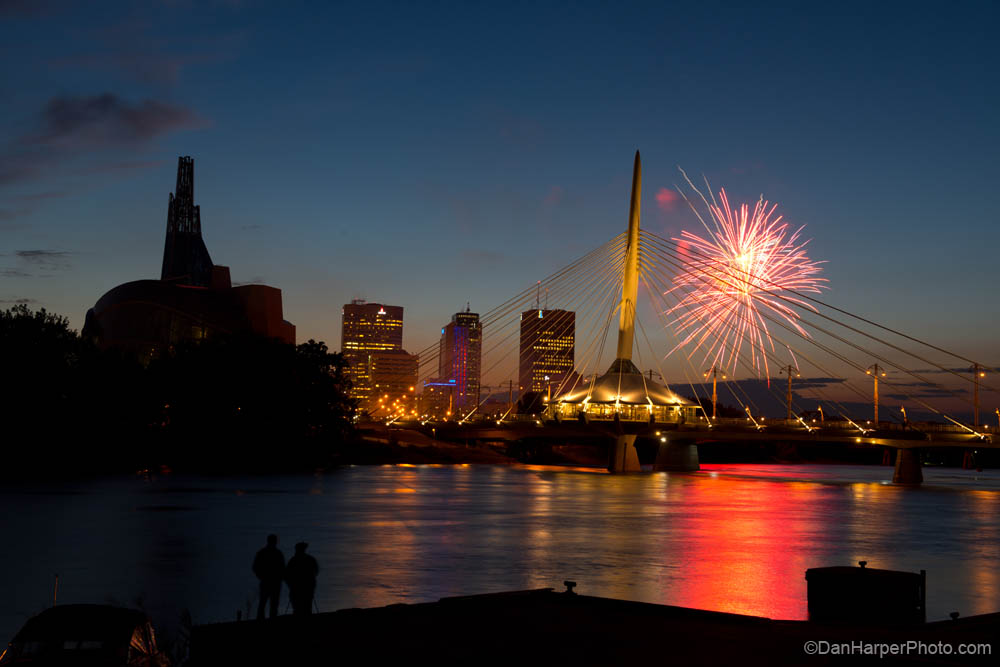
1, 304, 356, 476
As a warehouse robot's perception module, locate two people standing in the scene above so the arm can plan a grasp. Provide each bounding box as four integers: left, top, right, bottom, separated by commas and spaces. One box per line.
252, 534, 319, 618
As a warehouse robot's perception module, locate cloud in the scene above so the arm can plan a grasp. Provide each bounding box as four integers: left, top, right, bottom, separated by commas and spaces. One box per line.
15, 250, 73, 269
0, 297, 37, 304
88, 159, 169, 174
0, 269, 32, 278
0, 162, 40, 185
1, 93, 204, 190
791, 377, 846, 390
50, 27, 249, 87
33, 94, 204, 149
655, 187, 680, 211
232, 276, 266, 286
911, 367, 998, 374
0, 208, 31, 221
14, 190, 70, 202
0, 0, 62, 16
542, 186, 563, 207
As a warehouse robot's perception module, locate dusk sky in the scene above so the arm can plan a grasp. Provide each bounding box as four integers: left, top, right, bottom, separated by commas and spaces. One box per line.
2, 1, 998, 390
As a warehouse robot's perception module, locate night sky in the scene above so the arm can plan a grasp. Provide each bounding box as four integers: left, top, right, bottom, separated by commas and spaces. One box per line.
2, 1, 998, 376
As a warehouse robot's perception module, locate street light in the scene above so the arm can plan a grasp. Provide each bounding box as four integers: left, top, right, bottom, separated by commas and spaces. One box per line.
704, 366, 726, 420
970, 364, 986, 428
779, 365, 800, 420
865, 364, 886, 424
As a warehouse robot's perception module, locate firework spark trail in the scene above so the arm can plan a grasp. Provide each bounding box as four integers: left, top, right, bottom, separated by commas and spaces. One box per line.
666, 186, 827, 378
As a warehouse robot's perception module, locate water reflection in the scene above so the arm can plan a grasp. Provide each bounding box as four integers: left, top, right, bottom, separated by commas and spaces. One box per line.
1, 463, 998, 646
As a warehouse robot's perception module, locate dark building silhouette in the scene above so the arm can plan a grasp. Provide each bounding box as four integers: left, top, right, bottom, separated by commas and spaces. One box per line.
161, 156, 214, 287
519, 308, 574, 398
83, 156, 295, 357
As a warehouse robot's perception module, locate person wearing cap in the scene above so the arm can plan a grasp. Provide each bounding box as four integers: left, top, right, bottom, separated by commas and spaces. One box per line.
285, 541, 319, 615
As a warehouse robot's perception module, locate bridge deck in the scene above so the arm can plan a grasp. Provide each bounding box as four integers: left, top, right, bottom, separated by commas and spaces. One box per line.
418, 419, 996, 449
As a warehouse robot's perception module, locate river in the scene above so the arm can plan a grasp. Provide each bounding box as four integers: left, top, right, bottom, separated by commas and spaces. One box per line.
3, 463, 999, 648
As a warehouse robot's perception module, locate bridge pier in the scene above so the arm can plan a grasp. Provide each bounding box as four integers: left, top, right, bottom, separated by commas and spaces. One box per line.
892, 448, 923, 484
652, 437, 700, 472
609, 435, 641, 472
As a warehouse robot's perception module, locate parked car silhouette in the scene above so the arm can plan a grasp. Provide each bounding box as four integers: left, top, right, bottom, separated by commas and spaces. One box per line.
0, 604, 169, 666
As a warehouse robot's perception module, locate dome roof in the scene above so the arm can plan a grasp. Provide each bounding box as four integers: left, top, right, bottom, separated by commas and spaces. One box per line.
555, 358, 694, 406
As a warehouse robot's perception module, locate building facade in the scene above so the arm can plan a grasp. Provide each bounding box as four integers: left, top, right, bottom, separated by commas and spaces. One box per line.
518, 308, 575, 398
420, 378, 457, 419
340, 300, 405, 405
438, 308, 481, 412
367, 349, 419, 416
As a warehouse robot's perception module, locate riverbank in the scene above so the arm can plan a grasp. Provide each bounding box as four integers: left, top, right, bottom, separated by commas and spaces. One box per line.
190, 587, 999, 665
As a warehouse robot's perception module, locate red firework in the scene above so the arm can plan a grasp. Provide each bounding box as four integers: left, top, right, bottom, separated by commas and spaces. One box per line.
667, 189, 826, 377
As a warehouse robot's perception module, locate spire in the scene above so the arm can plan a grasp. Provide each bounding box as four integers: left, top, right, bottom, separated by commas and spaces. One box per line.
616, 150, 641, 361
161, 156, 214, 286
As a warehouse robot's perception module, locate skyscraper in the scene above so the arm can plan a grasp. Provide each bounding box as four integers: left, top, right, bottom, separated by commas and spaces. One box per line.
519, 309, 575, 397
341, 300, 404, 404
438, 307, 481, 412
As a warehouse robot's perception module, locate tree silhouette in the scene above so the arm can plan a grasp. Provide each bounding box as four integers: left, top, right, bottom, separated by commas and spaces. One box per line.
1, 305, 355, 475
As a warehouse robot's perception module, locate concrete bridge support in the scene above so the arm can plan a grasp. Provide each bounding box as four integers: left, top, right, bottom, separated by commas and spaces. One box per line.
892, 448, 923, 484
653, 437, 700, 472
609, 435, 641, 472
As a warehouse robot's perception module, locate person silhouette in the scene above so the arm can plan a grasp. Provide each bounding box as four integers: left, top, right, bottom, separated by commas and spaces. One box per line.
252, 534, 285, 620
285, 542, 319, 615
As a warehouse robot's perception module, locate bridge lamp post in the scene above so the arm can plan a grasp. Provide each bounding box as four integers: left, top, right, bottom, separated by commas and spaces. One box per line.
866, 364, 886, 425
817, 405, 824, 423
780, 365, 800, 420
970, 364, 985, 428
704, 366, 726, 420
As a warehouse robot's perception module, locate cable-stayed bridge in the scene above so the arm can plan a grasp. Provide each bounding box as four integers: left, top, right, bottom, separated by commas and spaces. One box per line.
389, 152, 997, 483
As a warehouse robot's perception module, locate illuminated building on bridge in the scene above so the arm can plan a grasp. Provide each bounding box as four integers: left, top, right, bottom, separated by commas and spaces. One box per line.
545, 152, 699, 427
551, 359, 699, 423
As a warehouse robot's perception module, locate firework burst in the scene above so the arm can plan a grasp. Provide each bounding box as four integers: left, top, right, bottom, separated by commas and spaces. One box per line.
666, 187, 827, 377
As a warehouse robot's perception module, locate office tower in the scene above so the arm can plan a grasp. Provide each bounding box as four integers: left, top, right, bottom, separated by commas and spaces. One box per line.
438, 307, 481, 412
519, 308, 575, 397
341, 300, 404, 404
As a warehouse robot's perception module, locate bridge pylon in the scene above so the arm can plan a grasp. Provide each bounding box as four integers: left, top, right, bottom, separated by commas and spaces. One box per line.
892, 448, 923, 484
607, 151, 698, 473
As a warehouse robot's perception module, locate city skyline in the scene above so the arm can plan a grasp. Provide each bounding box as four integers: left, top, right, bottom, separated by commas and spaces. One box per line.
2, 1, 998, 388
